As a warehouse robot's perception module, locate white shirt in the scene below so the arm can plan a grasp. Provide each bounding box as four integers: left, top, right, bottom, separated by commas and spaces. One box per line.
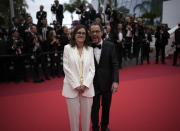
118, 31, 123, 41
126, 30, 132, 37
94, 40, 102, 64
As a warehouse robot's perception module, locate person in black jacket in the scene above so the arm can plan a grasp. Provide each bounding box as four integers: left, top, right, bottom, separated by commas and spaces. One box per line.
8, 29, 27, 82
105, 4, 112, 21
96, 7, 105, 26
0, 27, 9, 82
124, 24, 133, 60
173, 23, 180, 66
155, 24, 170, 64
90, 23, 119, 131
51, 0, 64, 26
76, 4, 89, 26
143, 27, 152, 64
8, 17, 19, 36
48, 30, 61, 77
87, 4, 96, 24
36, 5, 47, 28
132, 21, 145, 65
27, 25, 50, 82
103, 25, 114, 43
114, 23, 126, 68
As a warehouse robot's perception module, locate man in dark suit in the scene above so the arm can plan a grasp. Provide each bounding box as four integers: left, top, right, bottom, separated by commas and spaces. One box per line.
114, 23, 126, 68
155, 24, 170, 64
36, 5, 47, 28
87, 4, 96, 24
90, 23, 119, 131
103, 25, 114, 42
51, 0, 64, 26
96, 7, 105, 26
173, 23, 180, 66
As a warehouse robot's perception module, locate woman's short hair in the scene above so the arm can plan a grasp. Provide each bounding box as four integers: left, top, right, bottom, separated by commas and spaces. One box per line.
70, 24, 90, 48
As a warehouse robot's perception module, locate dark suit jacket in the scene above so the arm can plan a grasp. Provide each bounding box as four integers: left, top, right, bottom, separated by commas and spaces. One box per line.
175, 28, 180, 45
103, 32, 114, 43
113, 30, 126, 45
96, 13, 105, 25
155, 30, 169, 47
36, 11, 47, 25
54, 4, 64, 19
93, 40, 119, 95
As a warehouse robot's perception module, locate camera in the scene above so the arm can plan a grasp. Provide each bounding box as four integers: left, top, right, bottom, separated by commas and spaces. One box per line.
51, 4, 57, 14
50, 20, 61, 28
14, 39, 23, 47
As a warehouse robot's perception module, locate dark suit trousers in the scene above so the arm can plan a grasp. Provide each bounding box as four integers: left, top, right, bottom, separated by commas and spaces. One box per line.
91, 92, 112, 130
156, 46, 165, 63
173, 47, 180, 65
116, 44, 123, 67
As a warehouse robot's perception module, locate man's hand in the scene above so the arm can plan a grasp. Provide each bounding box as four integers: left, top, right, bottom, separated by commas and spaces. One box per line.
111, 82, 119, 94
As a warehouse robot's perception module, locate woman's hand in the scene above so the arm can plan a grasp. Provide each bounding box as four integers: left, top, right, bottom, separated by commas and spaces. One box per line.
75, 85, 87, 94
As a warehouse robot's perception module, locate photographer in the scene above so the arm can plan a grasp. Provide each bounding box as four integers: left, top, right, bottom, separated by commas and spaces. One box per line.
87, 4, 96, 24
155, 24, 170, 64
173, 23, 180, 66
47, 30, 61, 77
8, 29, 27, 82
105, 4, 113, 21
51, 0, 64, 26
143, 27, 152, 64
36, 5, 47, 28
0, 27, 8, 82
27, 25, 49, 82
76, 4, 89, 26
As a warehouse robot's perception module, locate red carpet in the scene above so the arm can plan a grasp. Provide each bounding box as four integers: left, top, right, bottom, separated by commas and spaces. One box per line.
0, 59, 180, 131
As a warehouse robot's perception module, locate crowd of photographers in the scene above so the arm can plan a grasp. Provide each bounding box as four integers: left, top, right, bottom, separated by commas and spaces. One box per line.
0, 1, 180, 83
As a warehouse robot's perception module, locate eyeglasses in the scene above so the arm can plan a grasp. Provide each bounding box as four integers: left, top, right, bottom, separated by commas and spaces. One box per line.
76, 32, 86, 35
91, 30, 101, 34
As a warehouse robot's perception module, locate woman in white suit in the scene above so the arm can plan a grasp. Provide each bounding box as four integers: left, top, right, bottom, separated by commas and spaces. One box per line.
62, 25, 95, 131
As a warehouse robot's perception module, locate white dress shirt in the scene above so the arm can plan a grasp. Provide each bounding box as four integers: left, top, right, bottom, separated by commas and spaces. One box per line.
118, 32, 123, 41
94, 39, 103, 64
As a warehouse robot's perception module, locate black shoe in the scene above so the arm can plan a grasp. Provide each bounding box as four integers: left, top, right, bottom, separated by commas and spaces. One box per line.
34, 78, 44, 83
14, 79, 21, 83
45, 76, 50, 80
93, 129, 99, 131
101, 127, 110, 131
155, 61, 158, 64
147, 61, 150, 64
24, 78, 29, 82
162, 62, 166, 64
57, 74, 61, 78
51, 74, 55, 78
173, 64, 180, 66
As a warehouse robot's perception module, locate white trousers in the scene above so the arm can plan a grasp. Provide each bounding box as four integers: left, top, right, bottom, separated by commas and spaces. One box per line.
66, 95, 93, 131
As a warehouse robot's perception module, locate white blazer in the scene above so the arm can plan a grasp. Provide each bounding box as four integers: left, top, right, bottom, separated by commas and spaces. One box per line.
62, 44, 95, 98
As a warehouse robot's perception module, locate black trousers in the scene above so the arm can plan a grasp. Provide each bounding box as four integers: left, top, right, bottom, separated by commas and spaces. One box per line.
173, 47, 180, 65
116, 44, 123, 68
124, 43, 132, 60
143, 45, 150, 63
30, 54, 48, 80
135, 44, 143, 64
13, 55, 27, 81
49, 53, 61, 76
156, 46, 165, 63
91, 92, 112, 130
56, 16, 63, 26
